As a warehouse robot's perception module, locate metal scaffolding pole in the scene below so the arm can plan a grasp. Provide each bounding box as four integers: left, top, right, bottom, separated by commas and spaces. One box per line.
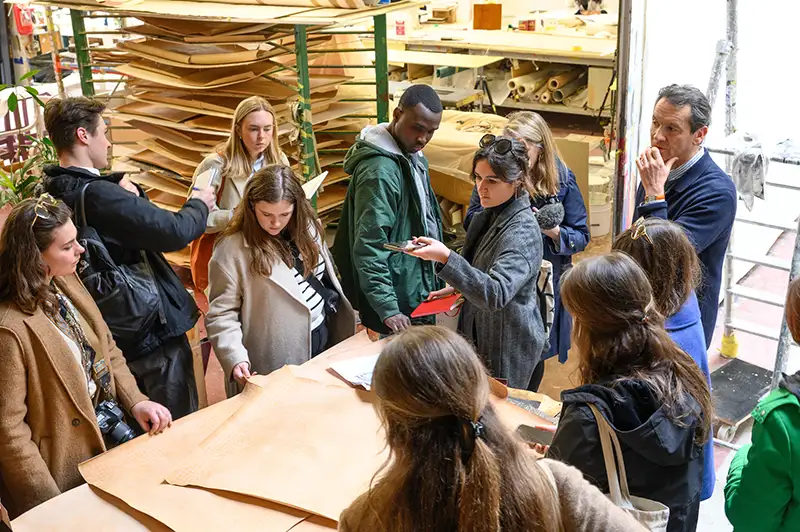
70, 9, 94, 97
611, 0, 633, 238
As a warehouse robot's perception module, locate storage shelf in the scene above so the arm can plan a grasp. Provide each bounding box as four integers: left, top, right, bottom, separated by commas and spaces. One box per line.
495, 99, 611, 118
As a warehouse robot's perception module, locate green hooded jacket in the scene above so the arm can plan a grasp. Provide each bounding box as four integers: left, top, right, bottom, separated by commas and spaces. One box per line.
332, 124, 443, 335
724, 376, 800, 532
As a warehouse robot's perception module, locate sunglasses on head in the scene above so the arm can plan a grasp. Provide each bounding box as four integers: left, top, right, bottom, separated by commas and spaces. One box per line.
30, 194, 59, 229
479, 134, 514, 155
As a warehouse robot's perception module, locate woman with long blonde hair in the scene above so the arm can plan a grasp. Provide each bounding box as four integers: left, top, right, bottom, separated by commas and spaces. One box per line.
547, 253, 712, 532
465, 111, 590, 389
192, 96, 290, 234
205, 165, 356, 397
339, 326, 646, 532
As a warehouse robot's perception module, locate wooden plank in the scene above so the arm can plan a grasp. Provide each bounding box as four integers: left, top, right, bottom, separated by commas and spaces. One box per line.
139, 138, 206, 166
116, 59, 280, 90
113, 112, 230, 138
119, 39, 274, 67
387, 49, 503, 69
128, 93, 236, 119
129, 149, 197, 178
130, 171, 191, 197
114, 101, 198, 123
316, 183, 348, 213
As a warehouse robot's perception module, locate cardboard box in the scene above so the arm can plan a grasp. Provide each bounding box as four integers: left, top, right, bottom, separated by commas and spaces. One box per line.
473, 3, 502, 30
588, 67, 614, 111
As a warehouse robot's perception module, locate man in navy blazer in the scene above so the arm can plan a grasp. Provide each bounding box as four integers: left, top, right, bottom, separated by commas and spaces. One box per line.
634, 84, 737, 347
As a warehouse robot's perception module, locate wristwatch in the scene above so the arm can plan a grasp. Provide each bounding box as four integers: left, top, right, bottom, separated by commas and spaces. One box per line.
643, 194, 665, 204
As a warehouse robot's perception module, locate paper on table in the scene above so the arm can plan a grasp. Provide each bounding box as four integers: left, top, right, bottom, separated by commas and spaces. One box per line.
301, 171, 328, 199
328, 354, 380, 390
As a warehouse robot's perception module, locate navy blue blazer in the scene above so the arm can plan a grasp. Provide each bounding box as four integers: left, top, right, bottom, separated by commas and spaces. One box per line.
634, 150, 737, 347
465, 159, 590, 363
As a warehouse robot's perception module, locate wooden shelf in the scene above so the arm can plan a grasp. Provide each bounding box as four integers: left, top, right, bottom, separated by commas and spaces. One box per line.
496, 99, 611, 118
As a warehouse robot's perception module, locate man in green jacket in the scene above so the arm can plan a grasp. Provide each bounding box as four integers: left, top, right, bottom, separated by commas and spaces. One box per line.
725, 279, 800, 532
333, 85, 444, 336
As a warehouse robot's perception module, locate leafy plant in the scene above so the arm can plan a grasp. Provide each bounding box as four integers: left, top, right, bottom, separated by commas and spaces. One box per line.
0, 70, 44, 112
0, 157, 43, 205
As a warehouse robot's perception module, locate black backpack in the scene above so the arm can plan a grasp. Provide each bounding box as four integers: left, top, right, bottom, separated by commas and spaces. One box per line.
74, 183, 164, 343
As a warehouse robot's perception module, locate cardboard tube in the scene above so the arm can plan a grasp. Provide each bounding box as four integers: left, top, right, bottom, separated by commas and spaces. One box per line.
540, 90, 553, 104
517, 77, 548, 96
552, 73, 587, 102
547, 69, 582, 90
531, 84, 550, 102
507, 70, 551, 91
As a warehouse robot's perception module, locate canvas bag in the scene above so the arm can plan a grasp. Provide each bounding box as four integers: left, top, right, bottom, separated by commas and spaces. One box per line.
587, 403, 670, 531
537, 259, 555, 337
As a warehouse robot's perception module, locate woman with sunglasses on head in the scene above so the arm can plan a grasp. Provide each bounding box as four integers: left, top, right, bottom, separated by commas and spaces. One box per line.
547, 253, 712, 532
410, 136, 546, 390
613, 217, 714, 501
340, 325, 647, 532
206, 165, 356, 397
465, 112, 590, 388
0, 196, 171, 518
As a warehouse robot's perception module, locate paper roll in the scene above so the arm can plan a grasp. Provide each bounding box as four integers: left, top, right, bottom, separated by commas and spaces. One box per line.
547, 69, 582, 91
540, 90, 553, 104
531, 84, 550, 102
552, 73, 587, 102
507, 70, 551, 91
517, 77, 548, 96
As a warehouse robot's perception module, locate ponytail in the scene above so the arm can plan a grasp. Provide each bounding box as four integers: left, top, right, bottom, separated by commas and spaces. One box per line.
458, 437, 501, 532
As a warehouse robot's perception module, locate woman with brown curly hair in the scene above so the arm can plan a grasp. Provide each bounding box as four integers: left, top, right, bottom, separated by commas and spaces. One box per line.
340, 325, 646, 532
206, 165, 356, 397
547, 252, 712, 532
0, 196, 170, 518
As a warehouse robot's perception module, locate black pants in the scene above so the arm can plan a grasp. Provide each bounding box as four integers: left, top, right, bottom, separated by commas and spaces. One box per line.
311, 318, 329, 358
527, 359, 546, 392
127, 334, 198, 420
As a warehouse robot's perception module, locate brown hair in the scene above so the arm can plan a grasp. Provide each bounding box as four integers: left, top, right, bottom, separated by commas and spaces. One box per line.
359, 326, 563, 532
786, 278, 800, 343
613, 218, 701, 317
217, 96, 284, 180
504, 111, 560, 196
472, 136, 535, 198
561, 253, 713, 444
222, 164, 322, 277
0, 197, 73, 314
43, 96, 106, 154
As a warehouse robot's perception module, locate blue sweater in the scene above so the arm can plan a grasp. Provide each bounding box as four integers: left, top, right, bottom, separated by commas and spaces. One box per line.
465, 159, 590, 363
665, 293, 715, 501
634, 151, 737, 347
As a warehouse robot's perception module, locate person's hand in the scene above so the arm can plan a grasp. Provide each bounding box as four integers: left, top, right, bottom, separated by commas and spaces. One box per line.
190, 186, 217, 211
232, 361, 254, 386
636, 146, 678, 197
427, 286, 456, 301
119, 177, 140, 197
542, 225, 561, 242
130, 401, 172, 435
532, 443, 550, 456
384, 313, 412, 333
409, 236, 451, 264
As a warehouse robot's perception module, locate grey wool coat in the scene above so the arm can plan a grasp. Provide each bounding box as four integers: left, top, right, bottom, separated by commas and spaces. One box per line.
437, 194, 546, 389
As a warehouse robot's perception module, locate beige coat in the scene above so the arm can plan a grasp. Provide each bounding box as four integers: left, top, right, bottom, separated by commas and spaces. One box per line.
338, 458, 647, 532
0, 275, 148, 518
192, 152, 291, 234
206, 231, 356, 396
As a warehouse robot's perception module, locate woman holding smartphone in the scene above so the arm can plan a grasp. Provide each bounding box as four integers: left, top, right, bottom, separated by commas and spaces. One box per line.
410, 135, 546, 389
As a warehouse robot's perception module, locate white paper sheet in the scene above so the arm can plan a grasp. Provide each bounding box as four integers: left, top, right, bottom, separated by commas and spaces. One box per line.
328, 354, 380, 390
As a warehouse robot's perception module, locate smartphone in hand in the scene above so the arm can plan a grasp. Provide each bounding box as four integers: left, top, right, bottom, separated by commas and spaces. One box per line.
383, 240, 428, 253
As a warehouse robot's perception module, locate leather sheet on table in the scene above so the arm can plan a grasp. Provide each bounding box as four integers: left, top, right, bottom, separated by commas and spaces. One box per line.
423, 110, 509, 182
79, 383, 311, 531
165, 368, 388, 522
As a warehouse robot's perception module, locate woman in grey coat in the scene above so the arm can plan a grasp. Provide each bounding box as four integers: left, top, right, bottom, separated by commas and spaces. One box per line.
411, 135, 546, 389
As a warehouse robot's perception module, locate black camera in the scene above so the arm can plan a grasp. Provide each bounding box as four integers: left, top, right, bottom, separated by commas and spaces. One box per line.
95, 400, 137, 447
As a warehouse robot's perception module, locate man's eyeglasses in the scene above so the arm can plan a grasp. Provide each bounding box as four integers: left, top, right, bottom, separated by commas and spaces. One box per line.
30, 194, 59, 229
630, 216, 653, 245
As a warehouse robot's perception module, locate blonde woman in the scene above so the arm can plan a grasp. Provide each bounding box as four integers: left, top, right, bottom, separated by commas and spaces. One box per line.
206, 165, 356, 397
465, 111, 590, 388
192, 96, 290, 234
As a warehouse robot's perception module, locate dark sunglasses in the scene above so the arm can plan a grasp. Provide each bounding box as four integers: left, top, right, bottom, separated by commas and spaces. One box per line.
479, 134, 513, 155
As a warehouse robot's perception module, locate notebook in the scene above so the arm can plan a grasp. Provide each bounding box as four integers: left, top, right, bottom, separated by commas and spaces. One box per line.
410, 293, 463, 318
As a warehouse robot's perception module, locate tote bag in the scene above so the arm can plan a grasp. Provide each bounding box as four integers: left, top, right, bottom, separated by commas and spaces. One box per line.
587, 403, 670, 532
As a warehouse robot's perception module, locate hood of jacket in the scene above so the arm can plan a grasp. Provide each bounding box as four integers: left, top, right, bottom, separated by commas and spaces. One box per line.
343, 123, 424, 175
779, 371, 800, 401
561, 378, 703, 467
43, 165, 126, 207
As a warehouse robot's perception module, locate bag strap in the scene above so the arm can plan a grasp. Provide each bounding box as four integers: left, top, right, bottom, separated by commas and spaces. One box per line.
587, 403, 635, 509
77, 182, 90, 229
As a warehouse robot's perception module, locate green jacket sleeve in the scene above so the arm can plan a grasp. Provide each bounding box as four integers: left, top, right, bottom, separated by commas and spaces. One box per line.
351, 165, 402, 322
725, 409, 794, 531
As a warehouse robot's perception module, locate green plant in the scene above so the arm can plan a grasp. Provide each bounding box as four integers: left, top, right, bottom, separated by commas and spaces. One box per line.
0, 70, 44, 112
0, 157, 43, 205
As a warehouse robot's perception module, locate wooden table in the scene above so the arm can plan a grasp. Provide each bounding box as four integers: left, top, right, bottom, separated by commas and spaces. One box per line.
12, 332, 552, 531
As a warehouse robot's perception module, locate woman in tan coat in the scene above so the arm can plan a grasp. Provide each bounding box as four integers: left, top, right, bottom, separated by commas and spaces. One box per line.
206, 165, 356, 397
0, 196, 171, 518
339, 326, 646, 532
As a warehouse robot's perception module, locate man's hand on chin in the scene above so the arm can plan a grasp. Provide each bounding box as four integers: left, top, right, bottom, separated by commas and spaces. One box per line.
636, 146, 678, 197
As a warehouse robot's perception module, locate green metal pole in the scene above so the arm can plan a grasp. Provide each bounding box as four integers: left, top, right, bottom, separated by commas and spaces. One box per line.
374, 14, 389, 123
294, 25, 319, 185
70, 10, 94, 97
